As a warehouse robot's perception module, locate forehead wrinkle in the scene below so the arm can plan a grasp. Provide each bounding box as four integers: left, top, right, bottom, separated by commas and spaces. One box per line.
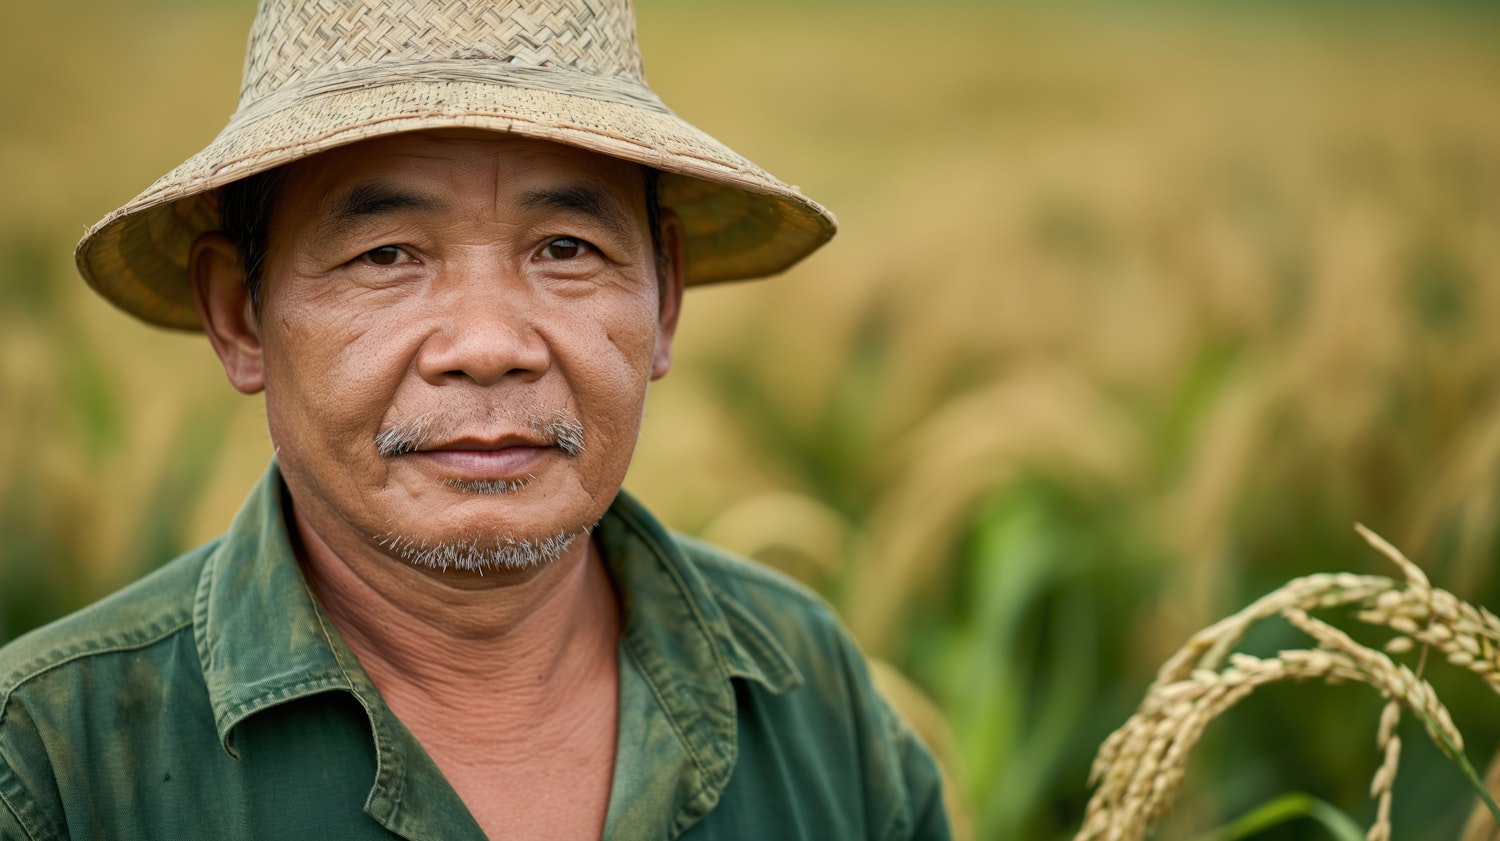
519, 182, 637, 243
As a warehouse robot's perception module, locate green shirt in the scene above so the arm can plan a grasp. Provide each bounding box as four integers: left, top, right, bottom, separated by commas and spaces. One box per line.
0, 464, 950, 840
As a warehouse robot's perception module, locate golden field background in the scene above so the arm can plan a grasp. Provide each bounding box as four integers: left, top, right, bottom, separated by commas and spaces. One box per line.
3, 1, 1500, 838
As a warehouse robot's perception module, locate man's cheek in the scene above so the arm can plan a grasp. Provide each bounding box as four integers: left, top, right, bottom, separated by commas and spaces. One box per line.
263, 363, 379, 472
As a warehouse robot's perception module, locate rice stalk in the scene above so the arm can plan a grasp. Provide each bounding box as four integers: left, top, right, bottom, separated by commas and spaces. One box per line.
1368, 700, 1401, 841
847, 365, 1144, 651
1077, 525, 1500, 841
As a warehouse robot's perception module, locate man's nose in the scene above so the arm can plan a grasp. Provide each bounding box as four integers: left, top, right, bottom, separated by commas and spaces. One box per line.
414, 266, 551, 387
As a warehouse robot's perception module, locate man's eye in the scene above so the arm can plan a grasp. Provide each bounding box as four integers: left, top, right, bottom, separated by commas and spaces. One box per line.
362, 246, 412, 266
540, 237, 592, 261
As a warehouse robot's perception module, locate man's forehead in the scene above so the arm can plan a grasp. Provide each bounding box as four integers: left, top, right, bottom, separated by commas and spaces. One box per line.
282, 130, 648, 217
292, 131, 645, 203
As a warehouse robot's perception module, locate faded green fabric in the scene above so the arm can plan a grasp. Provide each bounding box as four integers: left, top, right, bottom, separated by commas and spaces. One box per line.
0, 464, 950, 840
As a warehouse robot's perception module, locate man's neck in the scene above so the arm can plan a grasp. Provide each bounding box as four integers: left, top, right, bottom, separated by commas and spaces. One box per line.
289, 505, 623, 837
290, 504, 620, 720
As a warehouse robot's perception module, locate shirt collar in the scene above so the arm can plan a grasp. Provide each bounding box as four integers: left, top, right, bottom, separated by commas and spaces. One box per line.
602, 491, 802, 696
192, 459, 803, 830
192, 462, 455, 835
596, 489, 804, 830
193, 462, 357, 757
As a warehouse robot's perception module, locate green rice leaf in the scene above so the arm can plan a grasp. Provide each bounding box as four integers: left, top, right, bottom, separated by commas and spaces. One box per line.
1192, 793, 1364, 841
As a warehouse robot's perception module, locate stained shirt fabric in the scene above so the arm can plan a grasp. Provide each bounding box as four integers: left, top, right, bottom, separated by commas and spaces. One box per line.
0, 464, 951, 840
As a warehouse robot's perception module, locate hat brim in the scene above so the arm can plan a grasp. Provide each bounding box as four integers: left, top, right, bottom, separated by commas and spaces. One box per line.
76, 76, 836, 330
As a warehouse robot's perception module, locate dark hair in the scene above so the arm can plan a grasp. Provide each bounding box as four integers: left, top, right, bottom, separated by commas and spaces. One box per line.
642, 167, 668, 282
218, 164, 668, 316
218, 167, 285, 315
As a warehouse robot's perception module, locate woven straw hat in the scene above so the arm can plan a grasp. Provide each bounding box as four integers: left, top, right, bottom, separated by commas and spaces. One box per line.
76, 0, 837, 330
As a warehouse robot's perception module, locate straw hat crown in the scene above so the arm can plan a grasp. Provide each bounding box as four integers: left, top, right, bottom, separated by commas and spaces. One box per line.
77, 0, 836, 330
243, 0, 645, 99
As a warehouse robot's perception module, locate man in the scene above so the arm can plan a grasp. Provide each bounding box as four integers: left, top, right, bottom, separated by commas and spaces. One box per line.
0, 1, 950, 839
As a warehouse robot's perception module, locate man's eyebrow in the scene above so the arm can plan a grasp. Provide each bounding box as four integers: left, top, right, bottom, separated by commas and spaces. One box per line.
520, 183, 635, 240
322, 183, 445, 232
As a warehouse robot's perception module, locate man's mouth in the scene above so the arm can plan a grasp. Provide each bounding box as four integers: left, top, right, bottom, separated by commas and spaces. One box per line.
374, 410, 586, 462
417, 439, 552, 477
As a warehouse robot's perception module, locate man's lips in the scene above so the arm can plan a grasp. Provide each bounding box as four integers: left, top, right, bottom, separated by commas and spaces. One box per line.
407, 437, 554, 478
375, 411, 585, 461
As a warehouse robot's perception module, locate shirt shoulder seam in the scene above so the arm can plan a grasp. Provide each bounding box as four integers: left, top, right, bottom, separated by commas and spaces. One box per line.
671, 534, 830, 609
0, 611, 193, 711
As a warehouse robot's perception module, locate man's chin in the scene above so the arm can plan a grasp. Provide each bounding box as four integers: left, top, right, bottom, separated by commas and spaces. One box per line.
372, 526, 590, 575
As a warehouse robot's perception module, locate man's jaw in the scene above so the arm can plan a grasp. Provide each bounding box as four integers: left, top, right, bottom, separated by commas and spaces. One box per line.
374, 525, 589, 574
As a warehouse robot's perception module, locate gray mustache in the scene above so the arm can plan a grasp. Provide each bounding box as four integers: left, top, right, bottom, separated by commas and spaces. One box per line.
374, 409, 585, 458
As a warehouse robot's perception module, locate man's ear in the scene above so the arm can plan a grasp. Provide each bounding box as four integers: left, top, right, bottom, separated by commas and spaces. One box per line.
651, 210, 686, 381
191, 231, 266, 394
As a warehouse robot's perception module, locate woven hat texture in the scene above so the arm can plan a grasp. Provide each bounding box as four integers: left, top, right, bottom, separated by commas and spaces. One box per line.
76, 0, 837, 330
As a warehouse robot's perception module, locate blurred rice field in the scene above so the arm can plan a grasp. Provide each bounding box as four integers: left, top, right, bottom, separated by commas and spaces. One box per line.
4, 1, 1500, 838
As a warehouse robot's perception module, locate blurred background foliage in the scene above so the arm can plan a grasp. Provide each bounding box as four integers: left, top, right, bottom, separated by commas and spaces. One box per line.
3, 0, 1500, 838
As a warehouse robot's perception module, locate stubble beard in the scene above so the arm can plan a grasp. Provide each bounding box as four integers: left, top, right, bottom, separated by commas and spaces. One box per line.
375, 527, 589, 574
373, 410, 585, 460
371, 407, 592, 574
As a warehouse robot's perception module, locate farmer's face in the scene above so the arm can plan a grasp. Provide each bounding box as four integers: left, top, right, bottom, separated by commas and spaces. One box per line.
212, 131, 681, 572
